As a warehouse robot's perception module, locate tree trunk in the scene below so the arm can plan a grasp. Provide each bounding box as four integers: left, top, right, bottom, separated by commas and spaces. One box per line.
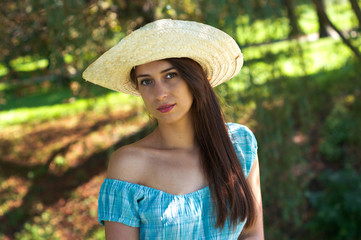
313, 0, 329, 37
349, 0, 361, 29
4, 55, 18, 79
312, 0, 361, 61
282, 0, 302, 37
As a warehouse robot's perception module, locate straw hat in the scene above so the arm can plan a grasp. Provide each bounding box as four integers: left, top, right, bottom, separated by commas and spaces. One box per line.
82, 19, 243, 96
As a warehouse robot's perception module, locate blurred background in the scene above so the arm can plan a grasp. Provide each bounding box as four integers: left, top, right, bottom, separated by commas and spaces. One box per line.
1, 0, 361, 239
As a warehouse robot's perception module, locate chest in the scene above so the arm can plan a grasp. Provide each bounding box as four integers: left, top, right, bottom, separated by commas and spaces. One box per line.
142, 149, 207, 195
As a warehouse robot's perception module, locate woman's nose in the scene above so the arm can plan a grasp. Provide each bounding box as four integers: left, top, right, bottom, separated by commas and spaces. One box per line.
154, 81, 168, 101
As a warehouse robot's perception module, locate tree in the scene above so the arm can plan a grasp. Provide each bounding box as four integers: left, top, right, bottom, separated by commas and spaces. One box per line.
312, 0, 361, 60
0, 0, 41, 79
0, 0, 118, 83
349, 0, 361, 30
313, 0, 329, 37
282, 0, 302, 37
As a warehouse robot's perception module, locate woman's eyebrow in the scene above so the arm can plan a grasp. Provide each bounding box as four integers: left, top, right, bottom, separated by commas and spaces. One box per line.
136, 67, 176, 79
136, 74, 150, 79
160, 67, 176, 73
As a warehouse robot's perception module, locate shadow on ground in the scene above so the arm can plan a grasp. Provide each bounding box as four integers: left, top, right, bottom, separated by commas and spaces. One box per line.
0, 119, 155, 238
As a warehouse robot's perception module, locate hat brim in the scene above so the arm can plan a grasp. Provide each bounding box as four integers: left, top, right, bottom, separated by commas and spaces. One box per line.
83, 19, 243, 96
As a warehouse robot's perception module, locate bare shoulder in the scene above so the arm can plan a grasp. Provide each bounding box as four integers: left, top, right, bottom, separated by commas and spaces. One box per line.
106, 143, 149, 184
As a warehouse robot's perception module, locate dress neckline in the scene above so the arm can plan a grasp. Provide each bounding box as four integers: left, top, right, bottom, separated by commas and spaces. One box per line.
105, 178, 210, 197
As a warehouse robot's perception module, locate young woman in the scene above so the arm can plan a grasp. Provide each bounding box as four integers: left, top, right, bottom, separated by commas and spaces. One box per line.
83, 19, 264, 239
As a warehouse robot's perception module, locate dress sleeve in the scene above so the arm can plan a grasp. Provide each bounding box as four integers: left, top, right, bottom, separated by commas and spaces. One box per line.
227, 122, 258, 178
98, 178, 144, 227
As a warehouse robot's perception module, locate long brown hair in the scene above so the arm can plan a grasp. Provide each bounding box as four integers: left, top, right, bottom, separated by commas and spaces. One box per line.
131, 58, 255, 229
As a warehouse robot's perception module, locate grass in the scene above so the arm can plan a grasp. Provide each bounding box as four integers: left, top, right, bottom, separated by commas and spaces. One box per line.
0, 54, 74, 78
0, 88, 143, 128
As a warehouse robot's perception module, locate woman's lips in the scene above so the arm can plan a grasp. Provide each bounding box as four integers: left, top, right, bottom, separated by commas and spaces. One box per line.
157, 104, 176, 113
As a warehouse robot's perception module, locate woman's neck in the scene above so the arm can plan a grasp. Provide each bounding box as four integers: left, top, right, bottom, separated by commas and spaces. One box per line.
155, 118, 197, 151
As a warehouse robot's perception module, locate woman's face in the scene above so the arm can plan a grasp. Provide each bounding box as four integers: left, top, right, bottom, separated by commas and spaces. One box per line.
134, 60, 194, 124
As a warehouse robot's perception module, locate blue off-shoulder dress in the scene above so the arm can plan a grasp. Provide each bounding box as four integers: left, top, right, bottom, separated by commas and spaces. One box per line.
98, 123, 258, 239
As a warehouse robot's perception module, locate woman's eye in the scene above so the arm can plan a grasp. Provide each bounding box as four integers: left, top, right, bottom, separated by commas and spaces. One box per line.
140, 79, 152, 86
165, 72, 177, 79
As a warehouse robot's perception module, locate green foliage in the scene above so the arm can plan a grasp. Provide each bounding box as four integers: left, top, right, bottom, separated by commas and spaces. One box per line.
306, 169, 361, 240
217, 32, 361, 239
88, 228, 106, 240
297, 1, 358, 35
1, 0, 359, 84
320, 95, 361, 163
14, 214, 60, 240
7, 57, 48, 75
0, 0, 117, 80
236, 16, 290, 46
325, 0, 360, 31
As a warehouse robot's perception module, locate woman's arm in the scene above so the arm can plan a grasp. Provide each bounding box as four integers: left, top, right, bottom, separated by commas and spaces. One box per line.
239, 155, 264, 240
105, 221, 139, 240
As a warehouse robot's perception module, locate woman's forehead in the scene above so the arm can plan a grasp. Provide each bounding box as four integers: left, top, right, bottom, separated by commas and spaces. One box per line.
135, 60, 174, 76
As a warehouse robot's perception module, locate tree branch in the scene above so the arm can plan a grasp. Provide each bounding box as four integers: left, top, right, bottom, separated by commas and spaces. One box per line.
312, 0, 361, 61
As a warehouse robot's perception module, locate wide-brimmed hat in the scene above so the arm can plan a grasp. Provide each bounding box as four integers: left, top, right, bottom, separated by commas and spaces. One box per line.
82, 19, 243, 96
